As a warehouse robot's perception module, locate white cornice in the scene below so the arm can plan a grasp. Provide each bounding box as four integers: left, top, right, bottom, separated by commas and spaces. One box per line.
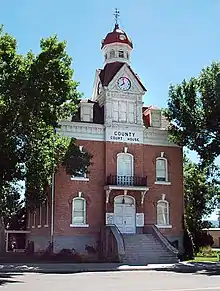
57, 122, 105, 141
57, 121, 180, 147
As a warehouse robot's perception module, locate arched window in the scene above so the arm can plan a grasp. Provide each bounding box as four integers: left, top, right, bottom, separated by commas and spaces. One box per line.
157, 200, 169, 226
105, 54, 107, 60
156, 158, 168, 182
109, 49, 115, 58
117, 153, 134, 185
72, 198, 86, 225
118, 50, 124, 58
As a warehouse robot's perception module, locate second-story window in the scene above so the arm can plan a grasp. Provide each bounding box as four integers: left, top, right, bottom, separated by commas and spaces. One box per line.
71, 146, 89, 181
156, 157, 168, 182
117, 153, 134, 185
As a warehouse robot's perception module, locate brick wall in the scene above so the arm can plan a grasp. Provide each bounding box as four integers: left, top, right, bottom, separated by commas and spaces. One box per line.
54, 140, 105, 236
27, 139, 184, 252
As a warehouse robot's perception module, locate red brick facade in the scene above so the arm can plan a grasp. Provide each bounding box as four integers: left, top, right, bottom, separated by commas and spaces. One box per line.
27, 140, 184, 252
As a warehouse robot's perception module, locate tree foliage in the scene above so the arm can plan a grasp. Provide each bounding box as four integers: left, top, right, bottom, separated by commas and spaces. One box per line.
184, 155, 220, 251
165, 62, 220, 167
0, 25, 92, 211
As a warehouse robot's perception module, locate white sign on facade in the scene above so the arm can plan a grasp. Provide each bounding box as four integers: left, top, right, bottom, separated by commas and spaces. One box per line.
136, 213, 144, 227
106, 128, 143, 144
106, 213, 114, 225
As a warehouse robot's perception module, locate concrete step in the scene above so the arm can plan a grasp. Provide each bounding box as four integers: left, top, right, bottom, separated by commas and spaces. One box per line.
122, 233, 178, 265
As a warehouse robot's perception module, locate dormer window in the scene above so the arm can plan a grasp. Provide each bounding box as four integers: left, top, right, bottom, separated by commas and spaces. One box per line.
119, 50, 124, 58
110, 49, 115, 58
126, 52, 129, 59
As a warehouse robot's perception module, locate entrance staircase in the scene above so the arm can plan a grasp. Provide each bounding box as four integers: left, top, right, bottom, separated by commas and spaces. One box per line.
122, 233, 178, 265
104, 224, 179, 265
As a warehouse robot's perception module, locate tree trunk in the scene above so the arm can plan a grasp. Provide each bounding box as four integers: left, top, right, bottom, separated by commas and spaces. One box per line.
0, 216, 6, 254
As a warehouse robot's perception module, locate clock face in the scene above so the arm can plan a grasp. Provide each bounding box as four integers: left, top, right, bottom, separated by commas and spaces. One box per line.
117, 77, 131, 91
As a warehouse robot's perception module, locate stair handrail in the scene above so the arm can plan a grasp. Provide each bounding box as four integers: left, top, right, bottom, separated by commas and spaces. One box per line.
107, 224, 125, 257
150, 224, 178, 255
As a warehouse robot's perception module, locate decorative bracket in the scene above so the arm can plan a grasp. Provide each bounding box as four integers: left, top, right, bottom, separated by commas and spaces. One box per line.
106, 189, 111, 203
141, 189, 149, 205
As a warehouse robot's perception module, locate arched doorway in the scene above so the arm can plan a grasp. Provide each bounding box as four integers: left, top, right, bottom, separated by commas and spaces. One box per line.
114, 195, 136, 234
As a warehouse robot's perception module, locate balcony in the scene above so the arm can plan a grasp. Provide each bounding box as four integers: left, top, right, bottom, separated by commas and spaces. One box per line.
106, 175, 147, 187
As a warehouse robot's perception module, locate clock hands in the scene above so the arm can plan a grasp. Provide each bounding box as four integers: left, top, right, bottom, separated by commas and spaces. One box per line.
117, 77, 131, 90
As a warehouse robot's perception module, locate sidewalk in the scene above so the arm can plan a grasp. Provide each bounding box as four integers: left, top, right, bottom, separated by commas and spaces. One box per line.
0, 262, 220, 273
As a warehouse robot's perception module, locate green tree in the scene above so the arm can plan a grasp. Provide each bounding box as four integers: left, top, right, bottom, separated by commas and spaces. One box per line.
184, 155, 219, 251
0, 26, 92, 227
164, 62, 220, 167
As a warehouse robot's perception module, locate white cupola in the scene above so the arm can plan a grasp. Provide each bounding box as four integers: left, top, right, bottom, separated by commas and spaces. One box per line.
101, 23, 133, 66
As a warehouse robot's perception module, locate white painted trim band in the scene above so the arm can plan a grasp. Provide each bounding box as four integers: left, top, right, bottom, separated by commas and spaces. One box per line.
71, 177, 89, 182
156, 225, 172, 229
154, 181, 171, 185
70, 224, 89, 228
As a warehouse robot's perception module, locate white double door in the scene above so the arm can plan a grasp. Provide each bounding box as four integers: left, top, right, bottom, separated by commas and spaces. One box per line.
114, 202, 136, 234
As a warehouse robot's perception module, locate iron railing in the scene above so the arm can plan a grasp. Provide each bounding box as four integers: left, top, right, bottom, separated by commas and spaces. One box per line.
106, 175, 147, 186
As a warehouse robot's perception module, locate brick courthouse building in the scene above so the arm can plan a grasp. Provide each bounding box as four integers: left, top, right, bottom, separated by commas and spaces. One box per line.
27, 21, 184, 264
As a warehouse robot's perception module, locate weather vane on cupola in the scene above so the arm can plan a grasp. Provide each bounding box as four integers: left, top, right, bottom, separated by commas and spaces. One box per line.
114, 8, 120, 26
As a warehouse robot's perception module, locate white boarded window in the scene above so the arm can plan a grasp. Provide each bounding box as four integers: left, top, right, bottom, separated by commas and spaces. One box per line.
157, 200, 169, 225
128, 103, 135, 123
72, 198, 86, 225
113, 101, 119, 121
119, 101, 127, 122
156, 158, 168, 182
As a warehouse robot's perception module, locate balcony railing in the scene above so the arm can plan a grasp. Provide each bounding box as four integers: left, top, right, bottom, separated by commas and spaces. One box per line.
106, 175, 147, 187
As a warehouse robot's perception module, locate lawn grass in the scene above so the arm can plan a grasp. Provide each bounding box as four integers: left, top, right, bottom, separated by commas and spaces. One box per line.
188, 256, 220, 262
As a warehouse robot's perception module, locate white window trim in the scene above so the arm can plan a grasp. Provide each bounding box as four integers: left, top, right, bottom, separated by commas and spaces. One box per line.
44, 200, 49, 228
71, 197, 87, 226
70, 224, 89, 228
37, 205, 42, 228
156, 199, 170, 227
155, 181, 171, 185
156, 225, 172, 229
71, 174, 89, 182
155, 157, 169, 184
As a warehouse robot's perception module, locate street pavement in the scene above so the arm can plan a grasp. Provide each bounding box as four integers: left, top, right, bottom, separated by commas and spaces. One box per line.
1, 261, 220, 273
1, 270, 220, 291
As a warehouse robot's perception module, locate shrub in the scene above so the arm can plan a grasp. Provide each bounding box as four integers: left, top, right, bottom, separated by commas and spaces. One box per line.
194, 231, 214, 252
54, 248, 82, 262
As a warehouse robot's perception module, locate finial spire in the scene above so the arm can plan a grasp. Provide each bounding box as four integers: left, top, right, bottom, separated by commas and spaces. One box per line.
114, 8, 120, 26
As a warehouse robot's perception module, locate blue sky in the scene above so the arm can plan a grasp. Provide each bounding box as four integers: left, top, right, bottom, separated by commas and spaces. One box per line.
1, 1, 219, 219
1, 0, 219, 107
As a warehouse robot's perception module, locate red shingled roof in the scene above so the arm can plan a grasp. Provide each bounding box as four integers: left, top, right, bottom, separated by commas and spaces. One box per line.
99, 62, 147, 91
101, 24, 133, 49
